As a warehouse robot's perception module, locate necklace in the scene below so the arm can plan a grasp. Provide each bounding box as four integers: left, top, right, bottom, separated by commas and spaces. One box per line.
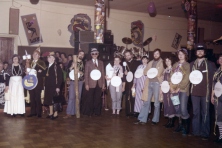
12, 64, 22, 76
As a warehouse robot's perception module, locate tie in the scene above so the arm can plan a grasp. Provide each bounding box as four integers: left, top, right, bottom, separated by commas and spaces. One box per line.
94, 60, 98, 68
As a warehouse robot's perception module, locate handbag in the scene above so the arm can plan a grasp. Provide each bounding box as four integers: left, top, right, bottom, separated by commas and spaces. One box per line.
170, 94, 180, 105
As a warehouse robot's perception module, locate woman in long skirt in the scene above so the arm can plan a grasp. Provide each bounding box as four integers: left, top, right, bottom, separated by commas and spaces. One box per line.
161, 56, 176, 128
4, 55, 25, 116
132, 56, 148, 115
211, 54, 222, 144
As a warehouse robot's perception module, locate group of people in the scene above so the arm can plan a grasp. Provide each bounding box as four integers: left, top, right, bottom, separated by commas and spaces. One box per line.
0, 43, 222, 144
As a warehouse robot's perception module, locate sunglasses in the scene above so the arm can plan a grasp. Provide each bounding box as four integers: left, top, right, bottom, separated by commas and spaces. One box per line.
91, 53, 98, 55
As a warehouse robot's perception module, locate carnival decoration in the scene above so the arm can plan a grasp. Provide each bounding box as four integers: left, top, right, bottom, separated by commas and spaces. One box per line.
95, 0, 105, 43
171, 72, 183, 85
68, 13, 92, 47
161, 81, 170, 93
111, 76, 122, 87
172, 33, 182, 49
131, 20, 144, 47
22, 50, 31, 60
147, 68, 158, 79
189, 70, 203, 84
22, 74, 38, 90
21, 14, 43, 45
148, 2, 156, 14
90, 69, 102, 80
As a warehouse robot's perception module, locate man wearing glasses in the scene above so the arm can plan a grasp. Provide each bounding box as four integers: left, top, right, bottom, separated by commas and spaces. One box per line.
82, 48, 105, 116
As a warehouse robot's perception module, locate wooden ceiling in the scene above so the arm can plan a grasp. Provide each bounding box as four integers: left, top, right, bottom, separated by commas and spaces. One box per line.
42, 0, 222, 22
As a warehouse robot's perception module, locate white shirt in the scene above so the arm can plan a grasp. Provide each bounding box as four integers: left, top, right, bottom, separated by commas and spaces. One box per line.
48, 63, 53, 68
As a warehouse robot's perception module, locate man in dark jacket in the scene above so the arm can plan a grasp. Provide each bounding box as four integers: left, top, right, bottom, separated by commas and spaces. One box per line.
190, 43, 216, 140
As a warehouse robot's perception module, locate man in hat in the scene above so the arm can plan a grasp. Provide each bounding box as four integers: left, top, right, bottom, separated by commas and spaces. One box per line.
190, 43, 216, 140
27, 47, 46, 118
123, 49, 140, 117
82, 48, 105, 116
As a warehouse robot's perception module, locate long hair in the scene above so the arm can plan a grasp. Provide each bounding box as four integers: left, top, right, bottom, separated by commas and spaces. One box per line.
163, 55, 176, 69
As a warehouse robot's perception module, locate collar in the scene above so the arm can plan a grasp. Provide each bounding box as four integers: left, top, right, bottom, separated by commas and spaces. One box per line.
49, 63, 54, 68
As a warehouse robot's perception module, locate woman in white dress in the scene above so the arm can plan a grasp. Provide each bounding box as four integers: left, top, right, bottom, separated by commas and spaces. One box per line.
4, 55, 25, 116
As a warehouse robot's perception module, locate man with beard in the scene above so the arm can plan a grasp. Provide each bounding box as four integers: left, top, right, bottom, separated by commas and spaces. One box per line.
123, 50, 140, 117
134, 48, 164, 125
190, 43, 216, 140
63, 50, 85, 118
27, 47, 46, 118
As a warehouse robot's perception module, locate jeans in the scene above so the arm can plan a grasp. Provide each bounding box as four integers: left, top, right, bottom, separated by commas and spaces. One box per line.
174, 92, 189, 119
66, 81, 83, 115
138, 82, 160, 123
191, 96, 210, 137
109, 84, 122, 110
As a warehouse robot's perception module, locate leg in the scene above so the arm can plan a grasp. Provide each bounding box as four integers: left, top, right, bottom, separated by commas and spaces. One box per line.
191, 96, 201, 136
29, 90, 37, 115
109, 85, 117, 111
93, 83, 102, 115
137, 83, 153, 123
180, 92, 189, 119
116, 84, 123, 113
66, 82, 75, 115
152, 82, 160, 123
35, 89, 42, 116
200, 96, 210, 138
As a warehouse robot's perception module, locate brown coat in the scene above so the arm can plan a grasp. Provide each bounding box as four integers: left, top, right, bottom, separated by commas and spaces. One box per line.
141, 59, 164, 101
84, 59, 105, 88
170, 61, 190, 96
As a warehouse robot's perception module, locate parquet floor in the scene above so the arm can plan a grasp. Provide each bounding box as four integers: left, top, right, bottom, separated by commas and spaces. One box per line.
0, 106, 221, 148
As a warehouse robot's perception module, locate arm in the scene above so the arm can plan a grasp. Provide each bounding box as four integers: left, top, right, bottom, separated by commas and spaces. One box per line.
178, 63, 190, 90
211, 89, 215, 104
56, 65, 63, 89
84, 62, 89, 90
101, 62, 105, 89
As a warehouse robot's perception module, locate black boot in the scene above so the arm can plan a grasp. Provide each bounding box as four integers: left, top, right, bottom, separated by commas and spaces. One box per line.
166, 117, 175, 128
181, 119, 190, 136
174, 117, 182, 132
163, 118, 170, 127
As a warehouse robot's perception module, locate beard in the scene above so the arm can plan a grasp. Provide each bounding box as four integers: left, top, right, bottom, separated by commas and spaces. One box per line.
154, 56, 160, 61
78, 56, 83, 60
197, 54, 205, 59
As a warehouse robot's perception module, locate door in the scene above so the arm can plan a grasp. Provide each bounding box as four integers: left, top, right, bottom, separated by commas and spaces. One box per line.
0, 37, 14, 63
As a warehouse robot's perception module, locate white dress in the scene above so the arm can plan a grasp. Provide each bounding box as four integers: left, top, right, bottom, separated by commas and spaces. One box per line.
4, 65, 25, 115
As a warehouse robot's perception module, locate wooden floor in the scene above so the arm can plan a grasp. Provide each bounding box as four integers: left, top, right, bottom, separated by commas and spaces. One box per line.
0, 107, 221, 148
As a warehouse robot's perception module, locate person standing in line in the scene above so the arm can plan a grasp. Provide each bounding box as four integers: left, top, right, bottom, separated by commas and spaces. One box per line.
27, 47, 46, 118
44, 52, 63, 120
63, 50, 85, 118
82, 48, 105, 116
211, 54, 222, 144
4, 55, 25, 116
134, 49, 164, 125
190, 43, 216, 140
106, 56, 125, 115
123, 50, 140, 117
161, 56, 176, 128
0, 62, 10, 106
132, 56, 149, 115
170, 48, 190, 135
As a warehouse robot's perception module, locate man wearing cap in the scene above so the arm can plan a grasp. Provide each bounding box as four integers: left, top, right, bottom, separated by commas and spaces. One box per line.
190, 43, 216, 140
82, 48, 105, 116
27, 47, 46, 118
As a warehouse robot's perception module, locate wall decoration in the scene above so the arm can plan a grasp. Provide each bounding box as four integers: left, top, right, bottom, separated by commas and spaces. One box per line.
131, 20, 144, 47
21, 14, 43, 45
182, 0, 197, 50
94, 0, 105, 43
172, 33, 182, 49
68, 13, 92, 47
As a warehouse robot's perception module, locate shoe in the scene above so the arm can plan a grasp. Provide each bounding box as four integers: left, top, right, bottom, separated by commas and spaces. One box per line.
27, 114, 37, 117
201, 137, 208, 141
214, 138, 222, 144
37, 114, 42, 118
163, 118, 170, 127
20, 114, 25, 117
134, 121, 146, 125
46, 115, 53, 118
151, 121, 157, 125
51, 116, 58, 120
63, 115, 71, 119
166, 118, 175, 128
174, 124, 183, 133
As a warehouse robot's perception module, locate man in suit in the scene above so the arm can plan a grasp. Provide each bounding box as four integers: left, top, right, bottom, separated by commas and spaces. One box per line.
82, 48, 105, 116
27, 47, 46, 118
